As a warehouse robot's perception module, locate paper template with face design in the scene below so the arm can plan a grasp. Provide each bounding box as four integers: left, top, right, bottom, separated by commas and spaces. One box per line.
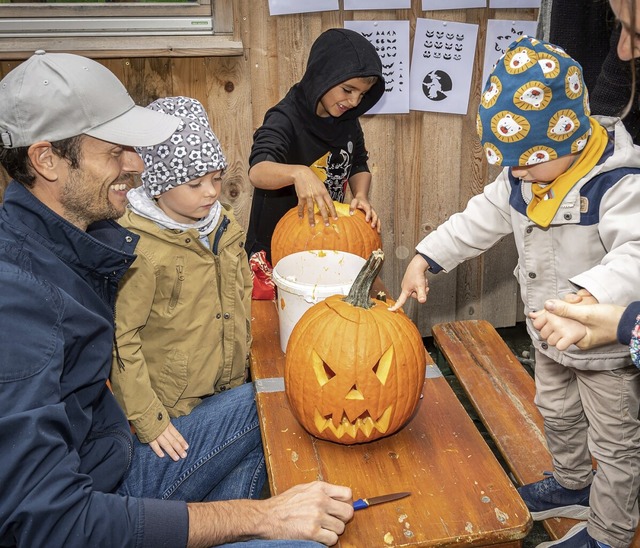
409, 18, 479, 115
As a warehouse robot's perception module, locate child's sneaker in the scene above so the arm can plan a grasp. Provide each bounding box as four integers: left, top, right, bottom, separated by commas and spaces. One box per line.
536, 522, 611, 548
518, 476, 590, 520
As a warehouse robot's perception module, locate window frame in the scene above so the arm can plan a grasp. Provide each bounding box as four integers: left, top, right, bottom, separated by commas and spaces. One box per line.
0, 0, 240, 58
0, 0, 213, 21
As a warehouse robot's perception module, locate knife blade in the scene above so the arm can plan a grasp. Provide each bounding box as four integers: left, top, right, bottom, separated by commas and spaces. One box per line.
353, 491, 410, 511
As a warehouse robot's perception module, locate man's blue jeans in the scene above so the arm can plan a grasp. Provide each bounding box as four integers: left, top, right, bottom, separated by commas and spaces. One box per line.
118, 382, 266, 502
118, 383, 325, 547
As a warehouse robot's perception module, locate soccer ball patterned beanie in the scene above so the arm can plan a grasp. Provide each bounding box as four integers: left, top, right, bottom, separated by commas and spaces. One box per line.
136, 96, 227, 197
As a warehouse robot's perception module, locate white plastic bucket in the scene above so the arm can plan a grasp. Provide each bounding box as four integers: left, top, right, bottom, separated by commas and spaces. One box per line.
272, 250, 366, 353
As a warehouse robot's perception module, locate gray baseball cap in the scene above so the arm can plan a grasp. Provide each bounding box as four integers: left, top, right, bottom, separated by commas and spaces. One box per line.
0, 50, 180, 149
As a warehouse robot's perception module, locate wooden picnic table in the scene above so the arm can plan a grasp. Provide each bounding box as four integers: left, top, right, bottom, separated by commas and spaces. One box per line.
249, 298, 533, 547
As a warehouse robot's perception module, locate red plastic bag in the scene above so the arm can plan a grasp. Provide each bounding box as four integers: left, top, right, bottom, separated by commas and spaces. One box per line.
249, 250, 276, 300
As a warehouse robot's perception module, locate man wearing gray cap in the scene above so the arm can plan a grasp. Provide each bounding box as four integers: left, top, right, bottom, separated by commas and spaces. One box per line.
0, 51, 353, 548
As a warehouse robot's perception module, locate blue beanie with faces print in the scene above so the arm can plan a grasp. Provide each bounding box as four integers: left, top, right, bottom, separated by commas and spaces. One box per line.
477, 36, 591, 167
136, 96, 227, 197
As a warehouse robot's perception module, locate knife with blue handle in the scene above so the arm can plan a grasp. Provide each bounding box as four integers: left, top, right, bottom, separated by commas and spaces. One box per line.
353, 491, 410, 510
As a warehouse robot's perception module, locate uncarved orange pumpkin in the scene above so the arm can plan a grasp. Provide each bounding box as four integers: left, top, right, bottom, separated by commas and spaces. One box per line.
284, 250, 426, 445
271, 201, 382, 266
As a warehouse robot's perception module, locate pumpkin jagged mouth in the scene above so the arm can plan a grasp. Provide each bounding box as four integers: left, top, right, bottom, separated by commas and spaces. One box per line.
313, 406, 393, 438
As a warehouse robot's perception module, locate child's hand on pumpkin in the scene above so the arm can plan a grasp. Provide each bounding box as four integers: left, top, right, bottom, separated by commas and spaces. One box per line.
349, 196, 380, 232
149, 422, 189, 461
293, 166, 338, 227
388, 254, 430, 312
260, 480, 353, 546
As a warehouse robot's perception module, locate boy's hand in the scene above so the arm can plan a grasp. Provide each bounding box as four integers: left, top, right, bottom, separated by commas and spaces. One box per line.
388, 254, 430, 312
349, 196, 380, 232
293, 167, 337, 227
149, 422, 189, 460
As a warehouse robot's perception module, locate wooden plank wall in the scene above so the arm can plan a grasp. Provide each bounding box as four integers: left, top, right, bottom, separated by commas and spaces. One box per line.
0, 1, 537, 335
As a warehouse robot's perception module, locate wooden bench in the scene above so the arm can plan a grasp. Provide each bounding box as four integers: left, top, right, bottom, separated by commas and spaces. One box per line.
250, 303, 533, 547
431, 319, 590, 544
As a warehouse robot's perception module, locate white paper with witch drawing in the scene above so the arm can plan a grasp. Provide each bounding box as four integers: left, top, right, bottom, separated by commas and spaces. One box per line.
344, 20, 410, 114
409, 18, 479, 115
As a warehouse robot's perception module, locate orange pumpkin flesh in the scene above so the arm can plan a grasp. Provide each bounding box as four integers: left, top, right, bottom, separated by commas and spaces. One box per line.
271, 201, 382, 266
284, 250, 426, 445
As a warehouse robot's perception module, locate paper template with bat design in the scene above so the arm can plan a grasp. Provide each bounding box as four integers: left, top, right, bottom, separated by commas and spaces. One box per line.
345, 20, 410, 114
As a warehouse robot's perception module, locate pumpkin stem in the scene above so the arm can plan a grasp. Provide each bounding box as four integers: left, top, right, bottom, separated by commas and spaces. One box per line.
344, 249, 384, 309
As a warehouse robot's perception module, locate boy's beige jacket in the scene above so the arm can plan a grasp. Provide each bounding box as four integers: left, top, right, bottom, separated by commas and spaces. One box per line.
110, 204, 252, 443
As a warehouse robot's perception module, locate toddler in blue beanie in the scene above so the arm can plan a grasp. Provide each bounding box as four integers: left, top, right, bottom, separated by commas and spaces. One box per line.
392, 36, 640, 548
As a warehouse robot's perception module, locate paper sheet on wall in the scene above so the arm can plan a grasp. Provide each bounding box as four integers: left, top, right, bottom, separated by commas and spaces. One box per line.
489, 0, 541, 7
481, 19, 539, 89
409, 18, 479, 115
344, 20, 410, 114
345, 0, 411, 9
422, 0, 485, 10
268, 0, 338, 16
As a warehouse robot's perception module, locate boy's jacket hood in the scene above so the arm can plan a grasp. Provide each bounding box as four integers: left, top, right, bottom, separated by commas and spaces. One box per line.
295, 28, 385, 121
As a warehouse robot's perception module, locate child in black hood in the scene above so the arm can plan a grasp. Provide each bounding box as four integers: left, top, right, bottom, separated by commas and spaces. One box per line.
245, 28, 385, 264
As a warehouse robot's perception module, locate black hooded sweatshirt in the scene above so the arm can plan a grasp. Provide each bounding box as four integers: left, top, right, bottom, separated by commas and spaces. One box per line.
245, 28, 385, 262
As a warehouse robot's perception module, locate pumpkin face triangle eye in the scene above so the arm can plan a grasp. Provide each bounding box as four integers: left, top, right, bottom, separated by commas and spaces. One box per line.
372, 346, 393, 385
311, 350, 335, 386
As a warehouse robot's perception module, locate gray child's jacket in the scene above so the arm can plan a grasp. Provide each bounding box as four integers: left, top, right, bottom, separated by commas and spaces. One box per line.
417, 116, 640, 371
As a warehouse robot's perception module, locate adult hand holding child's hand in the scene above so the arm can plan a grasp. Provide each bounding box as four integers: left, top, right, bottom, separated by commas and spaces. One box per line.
531, 300, 625, 351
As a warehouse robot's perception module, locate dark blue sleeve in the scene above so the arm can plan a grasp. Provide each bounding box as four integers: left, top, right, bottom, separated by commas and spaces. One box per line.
617, 301, 640, 345
418, 252, 444, 274
140, 499, 189, 548
0, 267, 188, 548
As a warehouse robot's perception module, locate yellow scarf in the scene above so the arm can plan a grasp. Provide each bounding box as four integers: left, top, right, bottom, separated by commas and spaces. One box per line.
526, 118, 608, 227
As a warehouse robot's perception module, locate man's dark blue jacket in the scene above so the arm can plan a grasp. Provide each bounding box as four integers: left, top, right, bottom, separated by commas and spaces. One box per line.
0, 182, 187, 547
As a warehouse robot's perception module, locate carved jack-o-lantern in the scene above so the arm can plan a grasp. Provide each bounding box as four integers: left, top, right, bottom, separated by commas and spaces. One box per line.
284, 250, 426, 444
271, 201, 382, 266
